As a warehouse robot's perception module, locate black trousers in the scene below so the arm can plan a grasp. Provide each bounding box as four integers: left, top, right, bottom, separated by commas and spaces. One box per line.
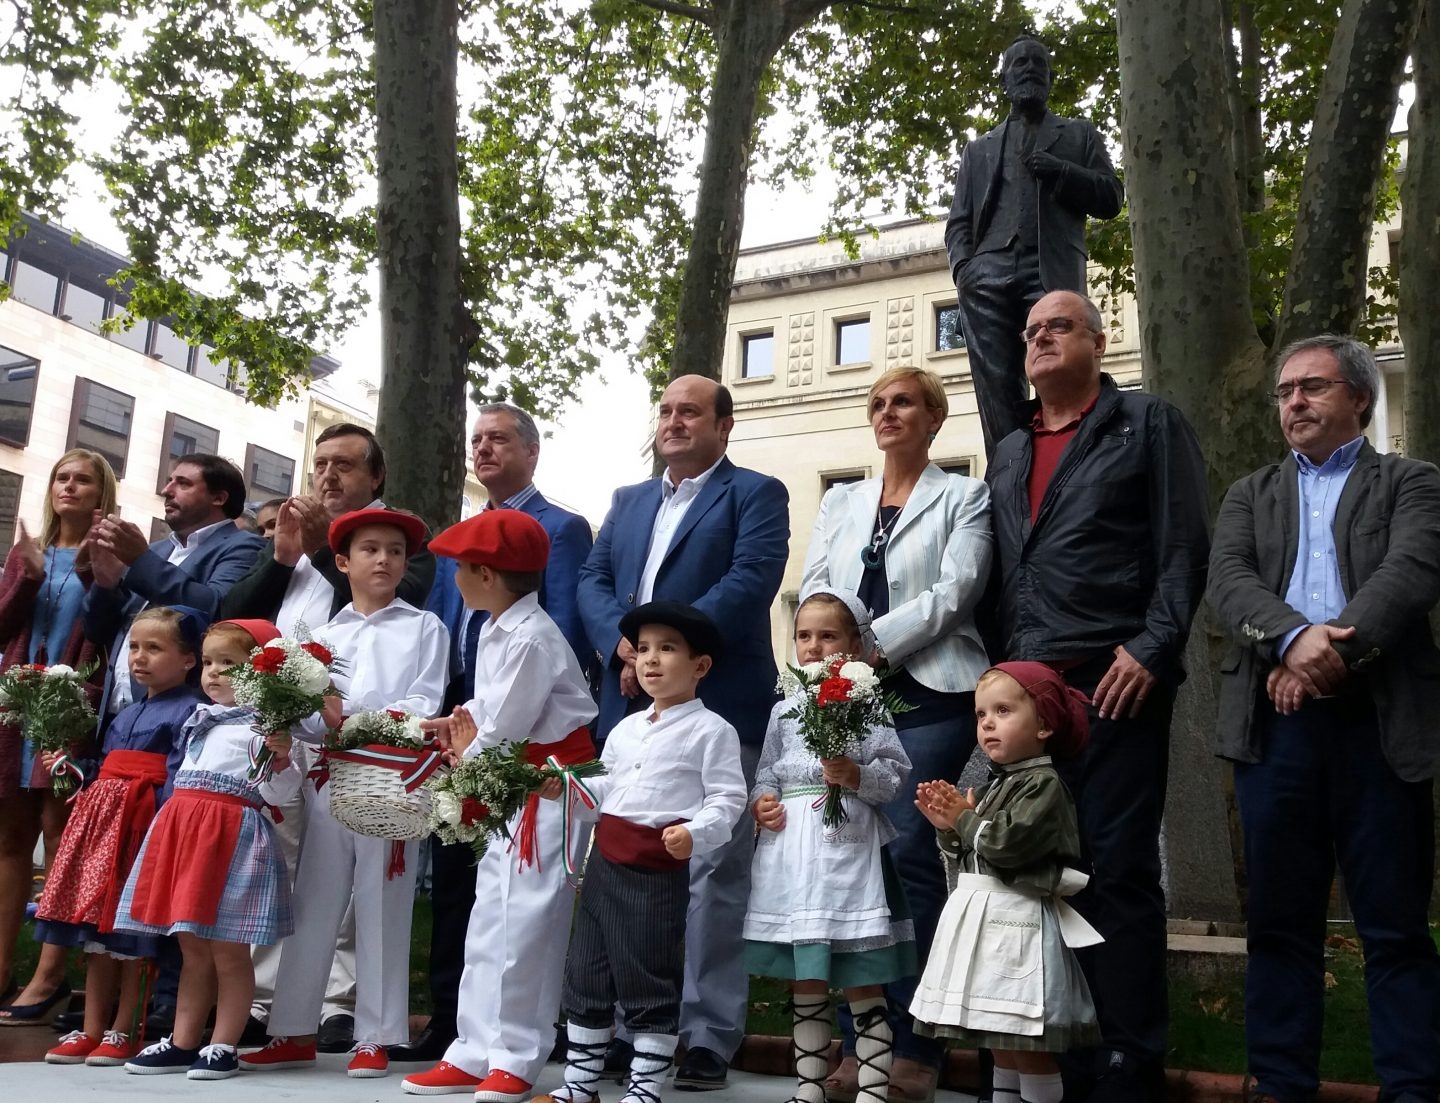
957, 247, 1047, 458
425, 837, 479, 1035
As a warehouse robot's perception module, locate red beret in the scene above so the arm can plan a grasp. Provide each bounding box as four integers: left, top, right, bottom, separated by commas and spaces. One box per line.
328, 508, 428, 557
215, 619, 282, 648
987, 661, 1091, 758
429, 509, 549, 572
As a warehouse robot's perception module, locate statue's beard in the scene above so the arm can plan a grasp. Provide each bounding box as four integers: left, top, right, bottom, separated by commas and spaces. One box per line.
1007, 86, 1048, 114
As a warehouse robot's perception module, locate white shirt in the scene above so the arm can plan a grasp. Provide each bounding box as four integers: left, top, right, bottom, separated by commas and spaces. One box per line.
636, 457, 724, 603
109, 518, 236, 713
581, 697, 745, 856
296, 598, 450, 742
275, 554, 336, 639
460, 592, 596, 758
177, 703, 304, 807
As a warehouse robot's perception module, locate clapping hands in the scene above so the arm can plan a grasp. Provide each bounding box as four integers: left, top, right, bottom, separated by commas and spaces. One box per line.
914, 779, 976, 831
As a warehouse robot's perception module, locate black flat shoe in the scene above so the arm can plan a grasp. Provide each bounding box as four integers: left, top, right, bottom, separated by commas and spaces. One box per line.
674, 1046, 729, 1091
316, 1012, 355, 1054
0, 980, 71, 1027
387, 1024, 456, 1063
602, 1037, 634, 1083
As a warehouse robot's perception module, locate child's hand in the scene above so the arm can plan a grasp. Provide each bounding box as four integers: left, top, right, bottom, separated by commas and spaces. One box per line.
264, 731, 293, 770
447, 706, 479, 757
820, 756, 861, 790
915, 779, 972, 831
39, 750, 61, 771
537, 777, 563, 801
753, 794, 786, 832
321, 693, 343, 731
661, 824, 693, 860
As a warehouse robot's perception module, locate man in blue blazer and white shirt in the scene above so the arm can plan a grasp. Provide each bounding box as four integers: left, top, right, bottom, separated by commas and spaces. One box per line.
400, 402, 596, 1064
577, 375, 789, 1089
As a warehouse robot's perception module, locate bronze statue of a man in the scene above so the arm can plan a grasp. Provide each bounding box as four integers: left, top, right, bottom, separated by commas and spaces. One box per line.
946, 35, 1124, 457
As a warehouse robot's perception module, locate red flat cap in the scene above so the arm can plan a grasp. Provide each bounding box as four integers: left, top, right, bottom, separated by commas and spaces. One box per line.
216, 619, 282, 648
429, 509, 550, 572
328, 508, 428, 557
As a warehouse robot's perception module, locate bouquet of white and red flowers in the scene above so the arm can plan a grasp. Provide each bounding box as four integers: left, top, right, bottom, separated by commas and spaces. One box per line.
429, 739, 606, 867
328, 708, 427, 752
0, 662, 97, 800
225, 633, 341, 780
778, 655, 909, 829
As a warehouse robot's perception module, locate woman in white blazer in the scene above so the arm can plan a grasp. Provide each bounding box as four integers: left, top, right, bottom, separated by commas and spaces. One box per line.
801, 365, 992, 1103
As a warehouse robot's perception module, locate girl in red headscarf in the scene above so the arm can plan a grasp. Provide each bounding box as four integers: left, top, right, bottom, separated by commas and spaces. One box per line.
908, 662, 1102, 1103
110, 620, 301, 1080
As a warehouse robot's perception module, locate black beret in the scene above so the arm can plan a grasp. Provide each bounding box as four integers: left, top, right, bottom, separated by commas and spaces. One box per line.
618, 600, 723, 660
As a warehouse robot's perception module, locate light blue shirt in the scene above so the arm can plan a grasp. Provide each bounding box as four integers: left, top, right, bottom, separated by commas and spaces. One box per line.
1280, 436, 1365, 656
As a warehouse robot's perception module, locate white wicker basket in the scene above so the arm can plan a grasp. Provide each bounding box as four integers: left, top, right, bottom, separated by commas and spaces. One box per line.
327, 746, 435, 839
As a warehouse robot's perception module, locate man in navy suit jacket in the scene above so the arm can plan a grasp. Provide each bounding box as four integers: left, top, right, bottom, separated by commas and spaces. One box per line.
577, 375, 788, 1087
400, 402, 596, 1063
83, 453, 266, 719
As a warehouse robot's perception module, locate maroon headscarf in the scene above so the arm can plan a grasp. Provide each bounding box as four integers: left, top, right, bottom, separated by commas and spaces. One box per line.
988, 661, 1091, 758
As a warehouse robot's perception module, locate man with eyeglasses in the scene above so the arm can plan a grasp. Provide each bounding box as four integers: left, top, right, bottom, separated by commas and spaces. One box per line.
1208, 334, 1440, 1103
945, 34, 1124, 459
984, 289, 1209, 1103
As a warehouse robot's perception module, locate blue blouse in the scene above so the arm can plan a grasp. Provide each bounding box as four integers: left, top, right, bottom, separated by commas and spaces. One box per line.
27, 546, 85, 665
102, 685, 209, 803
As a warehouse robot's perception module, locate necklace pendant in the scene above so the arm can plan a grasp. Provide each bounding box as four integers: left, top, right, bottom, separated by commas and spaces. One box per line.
859, 542, 884, 570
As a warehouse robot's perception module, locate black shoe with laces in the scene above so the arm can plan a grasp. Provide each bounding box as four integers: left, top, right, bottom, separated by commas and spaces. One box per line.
674, 1046, 728, 1091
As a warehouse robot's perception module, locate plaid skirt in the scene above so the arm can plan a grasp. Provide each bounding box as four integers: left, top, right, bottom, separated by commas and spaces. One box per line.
116, 770, 293, 945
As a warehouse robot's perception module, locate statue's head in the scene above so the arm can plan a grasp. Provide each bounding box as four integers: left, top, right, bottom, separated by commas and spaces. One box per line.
1001, 35, 1053, 113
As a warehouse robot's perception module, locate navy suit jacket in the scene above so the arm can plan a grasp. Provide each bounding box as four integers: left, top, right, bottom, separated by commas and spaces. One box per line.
83, 523, 267, 718
427, 489, 595, 679
577, 456, 789, 744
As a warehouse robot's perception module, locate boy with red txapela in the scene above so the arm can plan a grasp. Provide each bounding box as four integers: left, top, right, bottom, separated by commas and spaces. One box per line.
401, 508, 597, 1100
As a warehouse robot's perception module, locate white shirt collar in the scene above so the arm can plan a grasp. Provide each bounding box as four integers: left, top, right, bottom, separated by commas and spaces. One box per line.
485, 591, 541, 637
661, 455, 725, 500
647, 696, 706, 725
168, 517, 232, 552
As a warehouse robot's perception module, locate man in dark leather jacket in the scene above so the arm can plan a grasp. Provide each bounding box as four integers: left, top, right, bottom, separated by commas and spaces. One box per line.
985, 290, 1209, 1102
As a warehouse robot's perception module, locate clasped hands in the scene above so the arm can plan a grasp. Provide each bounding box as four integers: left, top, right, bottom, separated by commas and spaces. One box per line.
914, 779, 977, 832
1268, 623, 1356, 715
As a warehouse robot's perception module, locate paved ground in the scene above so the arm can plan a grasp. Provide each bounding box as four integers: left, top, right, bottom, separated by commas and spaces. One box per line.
1, 1050, 979, 1102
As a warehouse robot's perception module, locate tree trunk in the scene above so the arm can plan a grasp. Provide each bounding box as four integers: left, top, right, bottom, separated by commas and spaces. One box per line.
666, 1, 793, 385
372, 0, 470, 533
1397, 0, 1440, 916
1115, 0, 1273, 922
1275, 0, 1423, 348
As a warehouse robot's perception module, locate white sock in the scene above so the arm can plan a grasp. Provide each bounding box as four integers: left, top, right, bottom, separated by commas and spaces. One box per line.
558, 1023, 612, 1102
849, 997, 892, 1103
792, 995, 832, 1103
993, 1066, 1022, 1103
624, 1032, 678, 1103
1019, 1071, 1063, 1103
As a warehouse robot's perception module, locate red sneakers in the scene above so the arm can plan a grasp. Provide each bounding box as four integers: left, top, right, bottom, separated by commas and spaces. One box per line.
85, 1030, 139, 1066
348, 1041, 389, 1078
474, 1070, 534, 1103
45, 1030, 100, 1064
401, 1059, 486, 1095
238, 1035, 318, 1070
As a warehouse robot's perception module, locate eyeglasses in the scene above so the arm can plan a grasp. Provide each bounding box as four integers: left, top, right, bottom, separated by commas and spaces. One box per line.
1020, 317, 1094, 343
1269, 377, 1354, 404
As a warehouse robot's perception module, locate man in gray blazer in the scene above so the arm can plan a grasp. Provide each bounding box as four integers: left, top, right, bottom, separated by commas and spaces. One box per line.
1208, 334, 1440, 1103
945, 34, 1123, 458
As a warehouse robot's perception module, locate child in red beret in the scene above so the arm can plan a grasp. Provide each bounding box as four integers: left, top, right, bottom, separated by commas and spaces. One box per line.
242, 509, 448, 1080
908, 662, 1102, 1103
402, 508, 598, 1101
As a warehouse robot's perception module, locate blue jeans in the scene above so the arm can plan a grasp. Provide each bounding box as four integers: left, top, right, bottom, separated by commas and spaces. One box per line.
841, 706, 976, 1067
1235, 696, 1440, 1102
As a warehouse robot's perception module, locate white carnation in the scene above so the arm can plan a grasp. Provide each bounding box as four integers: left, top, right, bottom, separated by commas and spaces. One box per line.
45, 664, 75, 678
286, 651, 331, 694
800, 660, 827, 679
839, 661, 879, 695
432, 790, 462, 826
401, 716, 426, 746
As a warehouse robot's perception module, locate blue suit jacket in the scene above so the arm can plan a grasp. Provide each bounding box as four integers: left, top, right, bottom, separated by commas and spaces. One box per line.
83, 523, 267, 719
577, 457, 790, 744
426, 489, 595, 678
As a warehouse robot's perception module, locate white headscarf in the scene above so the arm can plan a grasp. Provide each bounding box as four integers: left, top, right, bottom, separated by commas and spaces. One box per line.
796, 585, 878, 661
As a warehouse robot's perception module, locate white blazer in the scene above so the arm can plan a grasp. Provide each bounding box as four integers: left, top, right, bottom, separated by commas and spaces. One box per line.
801, 463, 993, 693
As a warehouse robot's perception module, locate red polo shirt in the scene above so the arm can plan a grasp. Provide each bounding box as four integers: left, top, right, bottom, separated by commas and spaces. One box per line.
1027, 395, 1099, 524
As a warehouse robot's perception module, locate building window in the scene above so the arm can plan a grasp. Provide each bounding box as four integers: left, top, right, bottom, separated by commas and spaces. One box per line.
935, 304, 965, 351
159, 413, 220, 492
69, 378, 134, 477
823, 471, 866, 492
110, 315, 151, 356
0, 469, 20, 545
59, 281, 109, 334
9, 260, 60, 314
194, 346, 231, 388
0, 345, 39, 447
150, 323, 193, 371
938, 459, 973, 478
835, 318, 871, 366
741, 332, 774, 379
245, 444, 295, 502
150, 517, 170, 542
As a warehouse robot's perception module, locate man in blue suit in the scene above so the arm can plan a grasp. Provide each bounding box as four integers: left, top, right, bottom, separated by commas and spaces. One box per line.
397, 402, 596, 1063
577, 375, 789, 1089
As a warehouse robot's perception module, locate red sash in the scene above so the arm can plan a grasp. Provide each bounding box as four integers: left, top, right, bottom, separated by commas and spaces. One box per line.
95, 750, 170, 930
511, 727, 598, 871
595, 814, 687, 871
126, 789, 249, 928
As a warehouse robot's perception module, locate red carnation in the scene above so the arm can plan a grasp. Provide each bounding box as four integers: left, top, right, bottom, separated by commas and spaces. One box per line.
301, 642, 333, 665
387, 709, 406, 721
816, 676, 854, 707
251, 646, 287, 674
460, 797, 489, 826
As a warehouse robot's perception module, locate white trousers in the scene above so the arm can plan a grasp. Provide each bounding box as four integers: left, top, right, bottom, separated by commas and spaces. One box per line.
268, 780, 418, 1045
250, 751, 357, 1021
445, 797, 585, 1084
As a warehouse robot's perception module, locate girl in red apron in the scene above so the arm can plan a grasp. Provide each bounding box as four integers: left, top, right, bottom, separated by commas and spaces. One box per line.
115, 619, 302, 1080
909, 663, 1103, 1103
34, 605, 207, 1067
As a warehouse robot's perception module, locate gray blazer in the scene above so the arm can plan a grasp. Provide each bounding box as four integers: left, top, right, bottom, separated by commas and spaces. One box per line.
1207, 442, 1440, 782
